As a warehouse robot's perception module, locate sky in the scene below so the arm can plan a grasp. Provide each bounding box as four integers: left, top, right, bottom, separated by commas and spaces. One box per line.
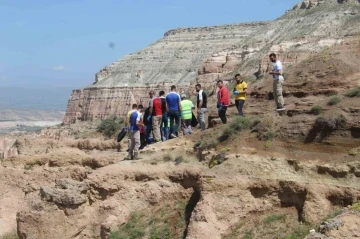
0, 0, 300, 89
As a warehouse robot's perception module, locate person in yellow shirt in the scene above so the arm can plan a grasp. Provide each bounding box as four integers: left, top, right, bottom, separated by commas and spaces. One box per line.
233, 74, 247, 116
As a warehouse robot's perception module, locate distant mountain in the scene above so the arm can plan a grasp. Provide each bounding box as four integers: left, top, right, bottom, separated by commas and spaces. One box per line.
0, 86, 73, 111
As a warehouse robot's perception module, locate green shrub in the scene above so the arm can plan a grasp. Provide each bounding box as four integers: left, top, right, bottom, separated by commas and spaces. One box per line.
110, 212, 146, 239
349, 148, 358, 156
219, 116, 253, 142
310, 105, 322, 115
327, 96, 341, 106
344, 87, 360, 98
97, 115, 124, 138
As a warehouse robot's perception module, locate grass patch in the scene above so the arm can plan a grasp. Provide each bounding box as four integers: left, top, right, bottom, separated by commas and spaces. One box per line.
310, 105, 322, 115
327, 96, 341, 106
264, 214, 286, 224
282, 223, 313, 239
1, 231, 19, 239
97, 115, 124, 138
344, 87, 360, 98
242, 230, 253, 239
219, 116, 258, 142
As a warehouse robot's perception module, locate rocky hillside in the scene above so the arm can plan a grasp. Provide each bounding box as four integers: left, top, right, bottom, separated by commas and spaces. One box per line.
64, 0, 360, 124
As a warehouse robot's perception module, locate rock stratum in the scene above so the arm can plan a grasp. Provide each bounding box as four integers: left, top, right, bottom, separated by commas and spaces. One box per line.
64, 0, 360, 124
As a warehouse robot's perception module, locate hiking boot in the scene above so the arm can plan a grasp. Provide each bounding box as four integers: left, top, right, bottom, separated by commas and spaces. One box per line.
123, 156, 132, 160
169, 133, 177, 139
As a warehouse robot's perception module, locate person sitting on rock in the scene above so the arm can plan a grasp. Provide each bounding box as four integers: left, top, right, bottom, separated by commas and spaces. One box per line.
217, 80, 230, 124
166, 85, 182, 138
233, 73, 247, 116
126, 104, 144, 160
180, 94, 194, 136
269, 53, 285, 111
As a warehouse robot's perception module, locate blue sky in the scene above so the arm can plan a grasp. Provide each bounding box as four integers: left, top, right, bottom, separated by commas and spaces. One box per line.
0, 0, 300, 89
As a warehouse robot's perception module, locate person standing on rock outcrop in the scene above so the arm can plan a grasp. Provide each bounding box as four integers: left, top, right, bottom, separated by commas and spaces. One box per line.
126, 104, 144, 160
233, 74, 247, 116
217, 80, 230, 124
166, 85, 182, 138
180, 94, 194, 135
194, 84, 207, 130
149, 92, 164, 143
159, 91, 169, 141
269, 53, 285, 111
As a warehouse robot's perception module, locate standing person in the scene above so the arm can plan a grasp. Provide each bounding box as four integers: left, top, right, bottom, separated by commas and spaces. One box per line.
145, 90, 155, 142
180, 94, 194, 136
233, 74, 247, 116
269, 53, 285, 111
126, 104, 138, 151
126, 105, 144, 160
195, 84, 207, 130
159, 91, 169, 141
217, 80, 230, 124
166, 85, 182, 138
149, 92, 163, 143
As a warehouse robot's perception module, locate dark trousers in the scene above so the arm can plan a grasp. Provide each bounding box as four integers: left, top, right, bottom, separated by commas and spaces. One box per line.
218, 107, 228, 124
235, 100, 245, 116
160, 113, 169, 141
145, 125, 153, 144
168, 110, 180, 136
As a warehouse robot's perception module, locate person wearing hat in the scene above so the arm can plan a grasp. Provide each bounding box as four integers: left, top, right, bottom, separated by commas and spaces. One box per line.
180, 94, 194, 136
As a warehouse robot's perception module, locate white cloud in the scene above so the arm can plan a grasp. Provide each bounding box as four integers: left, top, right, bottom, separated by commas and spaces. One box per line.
53, 65, 65, 71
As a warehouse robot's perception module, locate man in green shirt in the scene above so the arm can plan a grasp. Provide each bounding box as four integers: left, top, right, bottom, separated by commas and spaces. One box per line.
180, 94, 194, 136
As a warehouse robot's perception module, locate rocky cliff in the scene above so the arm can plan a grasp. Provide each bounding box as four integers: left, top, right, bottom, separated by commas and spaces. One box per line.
63, 0, 360, 124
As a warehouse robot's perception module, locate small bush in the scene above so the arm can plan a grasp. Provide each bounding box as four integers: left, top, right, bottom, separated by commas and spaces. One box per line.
219, 116, 253, 142
349, 148, 358, 156
344, 87, 360, 97
352, 201, 360, 211
327, 96, 341, 106
310, 105, 322, 115
97, 115, 124, 138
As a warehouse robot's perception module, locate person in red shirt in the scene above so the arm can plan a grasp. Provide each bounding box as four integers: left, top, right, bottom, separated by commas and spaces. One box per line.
149, 91, 164, 142
217, 80, 230, 124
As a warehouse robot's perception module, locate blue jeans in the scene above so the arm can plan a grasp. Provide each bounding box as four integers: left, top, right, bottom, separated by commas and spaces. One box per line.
160, 113, 169, 141
235, 100, 245, 116
167, 110, 180, 136
218, 107, 227, 124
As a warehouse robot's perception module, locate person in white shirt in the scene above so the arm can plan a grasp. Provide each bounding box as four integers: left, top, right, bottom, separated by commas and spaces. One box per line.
269, 53, 285, 111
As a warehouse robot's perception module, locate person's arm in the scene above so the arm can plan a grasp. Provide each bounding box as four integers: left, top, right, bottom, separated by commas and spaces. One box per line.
136, 114, 144, 127
198, 91, 203, 111
178, 95, 182, 113
241, 82, 247, 93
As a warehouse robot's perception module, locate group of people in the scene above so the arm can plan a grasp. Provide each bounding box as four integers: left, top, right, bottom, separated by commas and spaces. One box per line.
124, 53, 285, 160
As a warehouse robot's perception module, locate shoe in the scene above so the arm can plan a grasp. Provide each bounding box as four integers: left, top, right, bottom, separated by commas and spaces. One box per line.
133, 152, 142, 160
276, 106, 286, 111
169, 133, 177, 139
123, 156, 132, 160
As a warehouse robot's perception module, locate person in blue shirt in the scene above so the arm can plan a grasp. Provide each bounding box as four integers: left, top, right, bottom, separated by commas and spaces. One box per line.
165, 85, 182, 138
126, 104, 144, 160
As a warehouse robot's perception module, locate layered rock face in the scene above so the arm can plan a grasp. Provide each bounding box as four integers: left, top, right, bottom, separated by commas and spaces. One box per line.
64, 0, 360, 124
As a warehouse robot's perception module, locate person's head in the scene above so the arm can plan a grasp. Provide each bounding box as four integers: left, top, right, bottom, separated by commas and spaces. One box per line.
171, 85, 176, 92
132, 104, 138, 109
195, 83, 202, 92
149, 90, 155, 98
137, 104, 144, 113
159, 90, 165, 97
235, 73, 242, 83
269, 53, 277, 63
181, 94, 187, 100
217, 80, 224, 89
